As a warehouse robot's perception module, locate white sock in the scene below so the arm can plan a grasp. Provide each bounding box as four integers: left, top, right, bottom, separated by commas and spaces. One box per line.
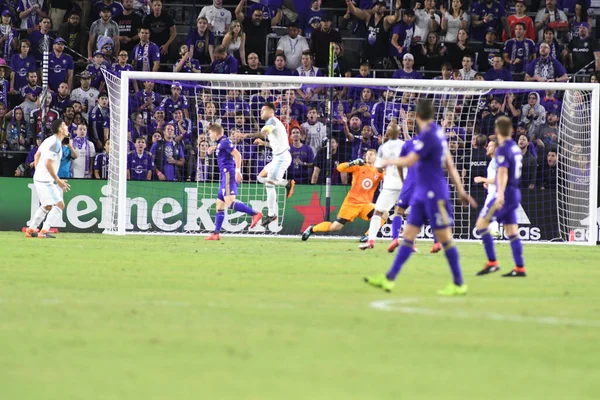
258, 175, 287, 186
368, 215, 381, 242
266, 184, 277, 217
29, 206, 49, 230
42, 206, 63, 231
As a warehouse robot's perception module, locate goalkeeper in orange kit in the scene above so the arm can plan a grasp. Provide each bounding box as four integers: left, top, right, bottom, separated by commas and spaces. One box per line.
301, 149, 387, 240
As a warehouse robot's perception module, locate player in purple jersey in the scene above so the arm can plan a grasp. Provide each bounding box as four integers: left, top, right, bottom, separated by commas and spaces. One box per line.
205, 124, 263, 241
365, 100, 477, 295
475, 117, 527, 277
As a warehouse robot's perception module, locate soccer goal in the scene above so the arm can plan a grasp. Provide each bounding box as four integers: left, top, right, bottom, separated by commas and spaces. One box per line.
102, 70, 599, 245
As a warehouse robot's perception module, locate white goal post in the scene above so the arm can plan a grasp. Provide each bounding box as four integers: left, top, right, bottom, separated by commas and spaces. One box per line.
104, 71, 599, 245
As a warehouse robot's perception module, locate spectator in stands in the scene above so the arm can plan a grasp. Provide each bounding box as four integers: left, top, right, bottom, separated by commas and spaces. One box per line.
29, 97, 59, 140
532, 110, 559, 149
504, 0, 535, 42
88, 6, 120, 60
414, 32, 446, 72
310, 14, 341, 69
222, 20, 246, 67
0, 61, 9, 109
128, 136, 153, 180
29, 17, 53, 62
266, 54, 293, 76
129, 112, 148, 141
19, 71, 41, 115
540, 90, 562, 116
350, 88, 375, 127
392, 53, 422, 79
440, 0, 469, 44
51, 82, 72, 115
89, 92, 109, 150
131, 25, 161, 82
389, 8, 415, 68
413, 0, 440, 41
479, 97, 504, 136
517, 134, 538, 189
114, 0, 142, 55
170, 109, 192, 144
58, 135, 76, 179
151, 123, 184, 181
346, 0, 400, 69
569, 0, 594, 40
199, 102, 222, 132
302, 0, 324, 39
6, 106, 27, 151
441, 109, 466, 145
198, 0, 231, 35
295, 52, 323, 101
236, 0, 282, 65
70, 71, 98, 120
503, 22, 536, 74
71, 124, 96, 178
525, 42, 568, 82
566, 22, 600, 73
99, 36, 116, 65
484, 54, 512, 81
589, 71, 599, 82
59, 11, 86, 60
301, 106, 327, 156
520, 92, 546, 135
445, 28, 471, 69
239, 52, 262, 75
143, 0, 176, 62
10, 39, 35, 95
348, 62, 373, 104
161, 81, 189, 120
470, 0, 510, 41
276, 22, 309, 71
92, 0, 123, 22
86, 50, 108, 91
284, 90, 308, 122
0, 10, 17, 61
174, 44, 202, 73
211, 45, 238, 74
434, 62, 452, 80
49, 37, 74, 91
539, 148, 557, 189
459, 54, 476, 80
94, 139, 110, 179
148, 106, 167, 134
288, 126, 314, 184
535, 0, 568, 42
311, 137, 345, 185
188, 17, 215, 66
345, 119, 379, 160
537, 28, 562, 60
17, 0, 48, 30
474, 27, 501, 73
223, 89, 250, 117
112, 50, 134, 77
246, 0, 278, 22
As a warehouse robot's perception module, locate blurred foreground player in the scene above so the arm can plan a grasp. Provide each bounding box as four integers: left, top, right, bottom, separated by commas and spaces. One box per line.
364, 100, 477, 295
473, 139, 501, 238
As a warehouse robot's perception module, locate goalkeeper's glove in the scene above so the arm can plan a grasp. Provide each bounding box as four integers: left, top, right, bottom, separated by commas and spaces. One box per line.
349, 158, 365, 167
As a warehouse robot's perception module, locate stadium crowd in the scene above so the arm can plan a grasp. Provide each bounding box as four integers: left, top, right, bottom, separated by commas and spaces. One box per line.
0, 0, 596, 192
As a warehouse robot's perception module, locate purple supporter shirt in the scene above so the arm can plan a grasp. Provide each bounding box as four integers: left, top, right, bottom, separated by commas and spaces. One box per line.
353, 100, 376, 127
302, 9, 324, 39
17, 0, 49, 29
211, 55, 238, 74
128, 150, 154, 180
150, 140, 184, 181
540, 96, 562, 115
111, 62, 134, 78
173, 58, 201, 73
351, 135, 379, 160
160, 95, 189, 121
28, 30, 53, 61
134, 90, 162, 125
392, 69, 423, 79
86, 62, 109, 90
470, 0, 507, 41
48, 52, 74, 91
224, 97, 251, 115
187, 30, 215, 65
484, 67, 513, 81
371, 100, 401, 137
389, 22, 414, 58
252, 144, 273, 176
503, 38, 536, 73
288, 144, 314, 184
51, 94, 72, 115
132, 41, 161, 71
247, 3, 277, 20
524, 57, 566, 81
536, 41, 563, 60
94, 152, 109, 179
10, 54, 36, 91
265, 66, 294, 76
250, 94, 275, 120
20, 84, 42, 102
443, 126, 467, 142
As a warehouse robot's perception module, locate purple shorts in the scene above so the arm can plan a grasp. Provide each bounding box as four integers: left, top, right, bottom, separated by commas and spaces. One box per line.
479, 196, 518, 225
218, 169, 238, 201
407, 196, 454, 230
397, 182, 414, 209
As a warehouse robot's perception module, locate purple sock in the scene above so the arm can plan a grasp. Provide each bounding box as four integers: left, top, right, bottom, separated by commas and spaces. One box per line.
386, 239, 413, 281
215, 210, 225, 233
476, 228, 496, 262
231, 201, 256, 216
508, 234, 524, 267
391, 215, 403, 240
433, 233, 438, 244
442, 241, 463, 286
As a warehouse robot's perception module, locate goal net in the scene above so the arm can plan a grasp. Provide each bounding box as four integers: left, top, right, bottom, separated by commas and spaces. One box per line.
102, 71, 599, 245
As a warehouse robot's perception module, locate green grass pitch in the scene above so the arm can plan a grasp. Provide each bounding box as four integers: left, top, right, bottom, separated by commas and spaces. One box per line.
1, 232, 600, 400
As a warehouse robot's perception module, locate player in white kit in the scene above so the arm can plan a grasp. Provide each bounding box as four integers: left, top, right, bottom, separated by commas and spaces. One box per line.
474, 140, 500, 237
235, 102, 294, 227
360, 121, 404, 250
25, 119, 71, 238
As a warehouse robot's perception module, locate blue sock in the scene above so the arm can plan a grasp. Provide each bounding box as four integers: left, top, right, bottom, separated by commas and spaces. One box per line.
231, 201, 256, 216
215, 210, 225, 233
391, 215, 403, 240
476, 228, 496, 262
386, 239, 413, 281
442, 241, 463, 286
508, 234, 524, 268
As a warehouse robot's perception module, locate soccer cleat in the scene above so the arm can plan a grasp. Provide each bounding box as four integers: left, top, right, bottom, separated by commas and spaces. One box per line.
359, 234, 368, 243
387, 239, 399, 253
412, 245, 420, 253
24, 228, 38, 238
301, 224, 314, 241
250, 212, 263, 229
286, 180, 295, 198
37, 229, 55, 239
262, 215, 277, 227
363, 274, 395, 292
430, 242, 442, 253
476, 261, 501, 276
205, 233, 220, 241
437, 283, 468, 296
359, 240, 374, 250
502, 269, 527, 277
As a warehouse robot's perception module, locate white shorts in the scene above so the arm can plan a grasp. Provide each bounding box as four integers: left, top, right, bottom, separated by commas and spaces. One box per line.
375, 188, 401, 212
479, 193, 497, 221
34, 180, 63, 207
265, 151, 292, 182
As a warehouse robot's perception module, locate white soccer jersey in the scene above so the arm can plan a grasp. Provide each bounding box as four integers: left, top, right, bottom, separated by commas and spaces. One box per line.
374, 139, 405, 190
262, 117, 290, 155
34, 135, 62, 182
71, 87, 99, 120
71, 139, 96, 178
301, 121, 327, 156
487, 157, 497, 197
198, 5, 232, 34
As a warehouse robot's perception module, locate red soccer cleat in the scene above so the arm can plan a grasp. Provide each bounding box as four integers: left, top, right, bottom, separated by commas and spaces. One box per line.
359, 240, 375, 250
205, 233, 220, 241
37, 229, 56, 239
24, 228, 38, 238
250, 212, 263, 229
430, 242, 442, 253
387, 239, 399, 253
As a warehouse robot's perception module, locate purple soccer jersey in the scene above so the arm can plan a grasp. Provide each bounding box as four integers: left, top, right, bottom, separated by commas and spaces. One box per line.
150, 141, 184, 181
351, 135, 379, 160
86, 62, 108, 90
470, 0, 507, 41
211, 55, 238, 74
503, 38, 536, 73
10, 54, 36, 91
392, 69, 423, 79
51, 94, 72, 115
112, 63, 134, 78
187, 30, 216, 65
288, 144, 314, 184
132, 41, 161, 71
128, 151, 154, 180
134, 89, 162, 125
48, 52, 74, 91
372, 100, 401, 137
215, 136, 238, 200
161, 96, 189, 121
397, 139, 415, 209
